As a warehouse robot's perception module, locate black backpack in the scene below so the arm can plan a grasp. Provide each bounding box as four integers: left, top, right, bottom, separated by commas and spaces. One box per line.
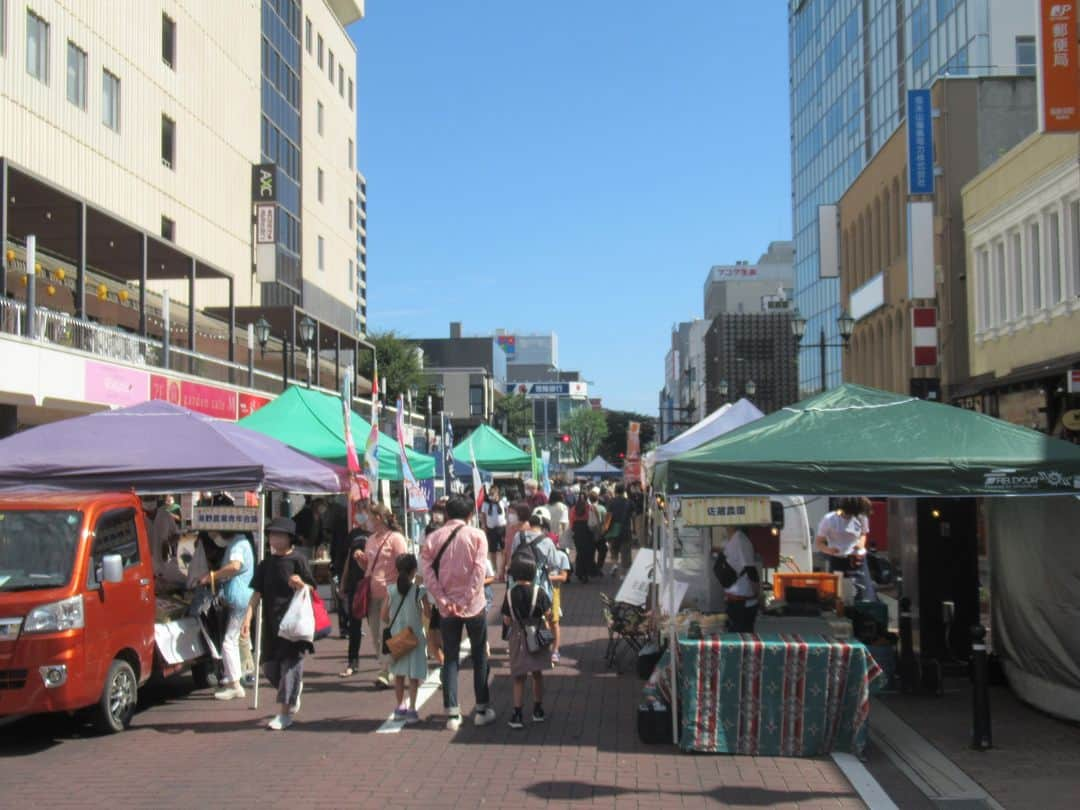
510, 533, 549, 585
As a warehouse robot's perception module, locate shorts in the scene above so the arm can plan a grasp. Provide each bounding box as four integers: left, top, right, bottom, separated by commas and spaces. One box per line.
551, 587, 562, 623
486, 526, 506, 552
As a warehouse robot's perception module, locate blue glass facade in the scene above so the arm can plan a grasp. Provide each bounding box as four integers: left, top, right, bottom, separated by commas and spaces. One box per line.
260, 0, 303, 301
789, 0, 990, 394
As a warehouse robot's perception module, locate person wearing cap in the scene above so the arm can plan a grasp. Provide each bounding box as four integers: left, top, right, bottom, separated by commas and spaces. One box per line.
244, 517, 316, 731
197, 531, 253, 701
508, 504, 559, 600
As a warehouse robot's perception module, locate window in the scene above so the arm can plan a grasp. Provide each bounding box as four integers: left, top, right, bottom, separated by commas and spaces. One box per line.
304, 16, 311, 54
161, 115, 176, 169
102, 69, 120, 130
348, 198, 354, 229
66, 41, 86, 109
1016, 36, 1036, 77
338, 64, 344, 96
469, 385, 484, 417
348, 77, 354, 110
317, 167, 324, 202
317, 100, 323, 135
348, 258, 353, 291
1030, 222, 1042, 310
161, 216, 175, 242
1011, 232, 1024, 318
994, 241, 1007, 324
1071, 201, 1080, 297
976, 248, 991, 331
1048, 211, 1063, 304
26, 9, 49, 83
348, 137, 354, 169
328, 49, 334, 82
162, 13, 175, 69
317, 34, 323, 68
1, 0, 6, 57
86, 509, 140, 588
317, 235, 325, 271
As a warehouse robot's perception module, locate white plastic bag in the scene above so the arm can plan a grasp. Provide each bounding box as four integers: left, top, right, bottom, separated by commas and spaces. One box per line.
278, 587, 315, 643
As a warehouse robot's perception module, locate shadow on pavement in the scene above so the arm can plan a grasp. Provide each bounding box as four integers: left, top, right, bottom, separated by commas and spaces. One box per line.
524, 779, 856, 805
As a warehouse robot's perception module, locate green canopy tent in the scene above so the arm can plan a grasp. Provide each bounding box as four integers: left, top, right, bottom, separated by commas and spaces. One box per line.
452, 423, 534, 473
654, 384, 1080, 497
238, 386, 435, 481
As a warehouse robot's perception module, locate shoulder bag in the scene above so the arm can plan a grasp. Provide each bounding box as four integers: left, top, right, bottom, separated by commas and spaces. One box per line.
351, 535, 389, 620
382, 583, 420, 660
510, 582, 553, 653
431, 526, 464, 580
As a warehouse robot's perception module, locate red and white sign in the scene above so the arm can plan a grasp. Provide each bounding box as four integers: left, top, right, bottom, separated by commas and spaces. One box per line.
1040, 0, 1080, 132
238, 392, 271, 418
151, 375, 238, 420
84, 361, 149, 407
1067, 369, 1080, 394
912, 307, 938, 367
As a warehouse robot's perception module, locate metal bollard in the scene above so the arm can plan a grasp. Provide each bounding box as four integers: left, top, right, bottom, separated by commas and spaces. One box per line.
971, 624, 992, 750
899, 596, 917, 694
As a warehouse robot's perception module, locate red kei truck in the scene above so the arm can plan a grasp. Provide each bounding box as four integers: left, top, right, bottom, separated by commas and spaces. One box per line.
0, 491, 211, 733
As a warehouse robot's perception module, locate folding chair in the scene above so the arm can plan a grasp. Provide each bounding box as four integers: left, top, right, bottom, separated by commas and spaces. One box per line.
600, 592, 649, 671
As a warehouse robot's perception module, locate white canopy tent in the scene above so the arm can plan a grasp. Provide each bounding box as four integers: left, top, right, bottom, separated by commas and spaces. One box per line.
574, 455, 622, 478
645, 399, 764, 471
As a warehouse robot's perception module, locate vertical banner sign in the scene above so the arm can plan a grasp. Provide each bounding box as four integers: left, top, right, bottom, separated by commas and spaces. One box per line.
624, 421, 642, 484
817, 204, 840, 278
1040, 0, 1080, 132
907, 90, 934, 195
252, 164, 277, 283
912, 307, 939, 367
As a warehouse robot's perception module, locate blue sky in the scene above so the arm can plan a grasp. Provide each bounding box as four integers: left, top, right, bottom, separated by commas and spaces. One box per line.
350, 2, 791, 415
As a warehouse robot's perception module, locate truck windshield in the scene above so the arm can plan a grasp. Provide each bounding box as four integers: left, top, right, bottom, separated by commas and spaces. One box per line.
0, 510, 83, 592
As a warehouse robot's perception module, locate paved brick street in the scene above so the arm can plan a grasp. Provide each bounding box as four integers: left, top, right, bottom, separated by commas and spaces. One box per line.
0, 580, 867, 809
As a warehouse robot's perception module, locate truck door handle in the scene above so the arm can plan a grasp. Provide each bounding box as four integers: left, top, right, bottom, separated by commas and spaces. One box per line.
139, 578, 152, 586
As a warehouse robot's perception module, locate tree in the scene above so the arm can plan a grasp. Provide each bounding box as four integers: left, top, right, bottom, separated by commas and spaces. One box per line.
562, 407, 608, 466
598, 410, 657, 462
360, 330, 424, 401
494, 393, 532, 443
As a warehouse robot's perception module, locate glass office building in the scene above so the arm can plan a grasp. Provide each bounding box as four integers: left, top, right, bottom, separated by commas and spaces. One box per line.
788, 0, 1033, 393
260, 0, 303, 307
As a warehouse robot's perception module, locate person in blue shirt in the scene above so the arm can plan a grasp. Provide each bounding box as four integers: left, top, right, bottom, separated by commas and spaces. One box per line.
198, 531, 254, 701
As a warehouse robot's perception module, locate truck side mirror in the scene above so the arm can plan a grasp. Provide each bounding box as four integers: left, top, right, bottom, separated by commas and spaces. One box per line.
101, 554, 124, 584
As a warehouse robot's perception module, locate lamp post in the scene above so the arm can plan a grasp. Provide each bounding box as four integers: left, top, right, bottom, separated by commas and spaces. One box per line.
254, 315, 289, 390
425, 382, 444, 454
791, 308, 855, 393
745, 379, 757, 398
298, 315, 316, 388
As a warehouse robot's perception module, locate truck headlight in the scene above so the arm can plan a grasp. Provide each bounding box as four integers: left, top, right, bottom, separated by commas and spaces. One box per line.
40, 665, 68, 687
24, 595, 85, 634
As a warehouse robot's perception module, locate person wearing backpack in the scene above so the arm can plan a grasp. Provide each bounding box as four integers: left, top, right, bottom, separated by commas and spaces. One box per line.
502, 556, 555, 729
507, 504, 558, 601
420, 494, 494, 731
714, 525, 760, 633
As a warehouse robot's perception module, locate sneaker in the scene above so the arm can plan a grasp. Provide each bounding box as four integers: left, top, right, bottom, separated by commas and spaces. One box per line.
473, 706, 497, 727
267, 714, 293, 731
551, 651, 561, 664
404, 709, 420, 725
374, 673, 392, 689
393, 705, 409, 721
446, 713, 462, 731
508, 709, 524, 730
532, 704, 546, 723
241, 674, 256, 688
214, 684, 245, 701
290, 681, 303, 714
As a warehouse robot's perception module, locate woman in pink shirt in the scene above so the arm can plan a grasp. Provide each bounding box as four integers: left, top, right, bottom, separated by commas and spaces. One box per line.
357, 501, 408, 688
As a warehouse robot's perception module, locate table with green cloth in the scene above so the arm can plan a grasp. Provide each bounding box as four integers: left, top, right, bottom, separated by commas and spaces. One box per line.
648, 633, 882, 756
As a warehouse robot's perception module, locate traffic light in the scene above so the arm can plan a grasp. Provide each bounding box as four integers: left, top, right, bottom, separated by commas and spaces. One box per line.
560, 434, 570, 444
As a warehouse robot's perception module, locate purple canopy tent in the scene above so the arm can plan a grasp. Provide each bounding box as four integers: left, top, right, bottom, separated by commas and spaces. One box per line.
0, 400, 345, 711
0, 400, 346, 494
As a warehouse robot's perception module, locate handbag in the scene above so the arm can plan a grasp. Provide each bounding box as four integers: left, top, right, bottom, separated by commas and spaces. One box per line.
381, 583, 419, 660
279, 587, 315, 643
311, 589, 332, 640
351, 536, 390, 620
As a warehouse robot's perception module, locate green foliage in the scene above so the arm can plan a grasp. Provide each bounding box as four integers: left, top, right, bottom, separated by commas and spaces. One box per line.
562, 407, 608, 465
598, 410, 657, 461
494, 393, 533, 442
361, 330, 424, 401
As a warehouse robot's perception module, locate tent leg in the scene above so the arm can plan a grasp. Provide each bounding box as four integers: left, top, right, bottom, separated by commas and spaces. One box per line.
253, 488, 265, 711
665, 491, 679, 747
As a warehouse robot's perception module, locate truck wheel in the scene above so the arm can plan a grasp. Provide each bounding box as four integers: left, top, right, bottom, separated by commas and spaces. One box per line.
191, 660, 212, 690
95, 659, 138, 734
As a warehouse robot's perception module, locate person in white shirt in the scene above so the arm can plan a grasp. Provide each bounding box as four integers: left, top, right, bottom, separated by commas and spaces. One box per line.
546, 490, 570, 544
720, 526, 759, 633
815, 496, 876, 601
480, 484, 508, 575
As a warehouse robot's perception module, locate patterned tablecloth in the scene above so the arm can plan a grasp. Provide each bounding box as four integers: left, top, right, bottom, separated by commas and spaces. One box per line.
647, 633, 882, 756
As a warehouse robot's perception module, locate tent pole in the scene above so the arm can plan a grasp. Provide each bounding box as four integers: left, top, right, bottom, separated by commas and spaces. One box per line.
253, 487, 265, 711
666, 489, 678, 747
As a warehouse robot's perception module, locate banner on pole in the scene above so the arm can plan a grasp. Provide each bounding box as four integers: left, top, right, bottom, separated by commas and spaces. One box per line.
624, 421, 642, 483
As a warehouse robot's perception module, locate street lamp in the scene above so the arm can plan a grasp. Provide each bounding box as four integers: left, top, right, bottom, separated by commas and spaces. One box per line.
254, 316, 272, 353
717, 379, 729, 400
745, 380, 757, 397
791, 307, 855, 393
253, 315, 293, 390
297, 315, 317, 388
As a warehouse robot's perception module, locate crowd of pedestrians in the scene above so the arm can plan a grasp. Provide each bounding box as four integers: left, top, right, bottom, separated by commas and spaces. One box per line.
241, 478, 643, 731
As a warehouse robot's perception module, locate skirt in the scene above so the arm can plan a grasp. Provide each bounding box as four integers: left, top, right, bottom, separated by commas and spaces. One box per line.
507, 623, 552, 678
